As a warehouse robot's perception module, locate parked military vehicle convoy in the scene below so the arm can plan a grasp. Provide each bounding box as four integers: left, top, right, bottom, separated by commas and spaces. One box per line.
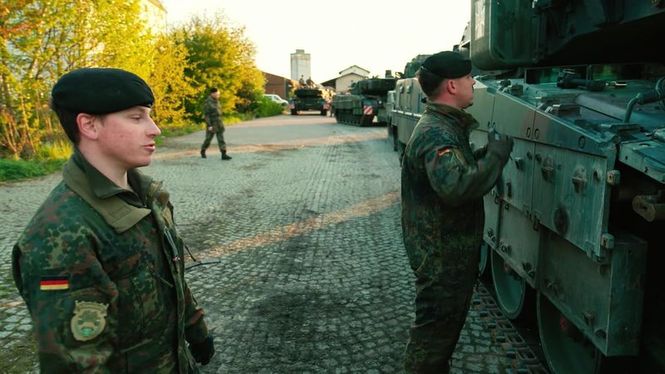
332, 74, 396, 126
390, 1, 665, 373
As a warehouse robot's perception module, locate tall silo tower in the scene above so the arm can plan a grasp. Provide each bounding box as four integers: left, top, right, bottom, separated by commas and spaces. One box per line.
290, 49, 311, 82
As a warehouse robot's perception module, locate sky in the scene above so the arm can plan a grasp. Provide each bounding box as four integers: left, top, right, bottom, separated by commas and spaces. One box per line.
159, 0, 470, 83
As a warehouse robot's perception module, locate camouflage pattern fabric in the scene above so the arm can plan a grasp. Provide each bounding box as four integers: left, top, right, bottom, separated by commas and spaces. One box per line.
12, 151, 209, 373
401, 103, 509, 373
202, 95, 226, 152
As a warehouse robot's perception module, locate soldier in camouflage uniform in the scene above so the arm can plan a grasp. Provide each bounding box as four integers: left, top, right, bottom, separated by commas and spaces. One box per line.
200, 87, 232, 160
401, 51, 514, 373
12, 68, 215, 372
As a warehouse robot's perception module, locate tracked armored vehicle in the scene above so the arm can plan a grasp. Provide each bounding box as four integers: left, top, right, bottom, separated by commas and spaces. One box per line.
290, 88, 327, 116
333, 75, 396, 126
464, 1, 665, 373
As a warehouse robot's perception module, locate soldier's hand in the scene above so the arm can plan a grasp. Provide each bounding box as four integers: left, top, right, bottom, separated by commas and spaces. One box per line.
207, 126, 213, 131
189, 335, 215, 365
486, 129, 514, 161
473, 145, 488, 160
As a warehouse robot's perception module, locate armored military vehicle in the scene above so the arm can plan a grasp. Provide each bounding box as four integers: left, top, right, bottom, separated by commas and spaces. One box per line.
466, 2, 665, 373
332, 74, 396, 126
290, 87, 327, 116
393, 1, 665, 373
388, 55, 430, 155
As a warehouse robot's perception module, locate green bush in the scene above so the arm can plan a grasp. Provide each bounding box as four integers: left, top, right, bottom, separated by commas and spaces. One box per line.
35, 140, 72, 161
0, 158, 67, 182
255, 97, 285, 118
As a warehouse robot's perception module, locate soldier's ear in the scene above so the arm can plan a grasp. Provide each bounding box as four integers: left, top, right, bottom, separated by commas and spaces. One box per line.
440, 79, 455, 96
447, 79, 457, 94
77, 113, 100, 140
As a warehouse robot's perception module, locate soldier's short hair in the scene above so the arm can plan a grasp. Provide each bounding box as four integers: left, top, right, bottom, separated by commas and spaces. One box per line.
210, 88, 219, 94
417, 68, 446, 99
50, 104, 82, 144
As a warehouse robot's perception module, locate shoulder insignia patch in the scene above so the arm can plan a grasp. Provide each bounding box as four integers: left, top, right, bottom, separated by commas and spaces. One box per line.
71, 301, 108, 342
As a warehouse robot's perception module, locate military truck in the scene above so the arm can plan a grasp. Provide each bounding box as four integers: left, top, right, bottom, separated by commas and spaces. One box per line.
332, 75, 396, 126
394, 1, 665, 373
290, 88, 327, 116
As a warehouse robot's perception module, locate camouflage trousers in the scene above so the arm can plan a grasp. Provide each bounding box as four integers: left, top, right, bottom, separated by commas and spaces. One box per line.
201, 126, 226, 152
404, 238, 480, 374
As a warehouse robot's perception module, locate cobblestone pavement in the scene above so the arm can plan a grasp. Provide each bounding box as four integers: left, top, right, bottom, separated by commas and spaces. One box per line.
0, 114, 547, 373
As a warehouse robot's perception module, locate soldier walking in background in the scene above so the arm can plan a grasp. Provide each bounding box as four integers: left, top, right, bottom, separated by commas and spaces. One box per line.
201, 87, 231, 160
12, 68, 215, 372
400, 51, 514, 373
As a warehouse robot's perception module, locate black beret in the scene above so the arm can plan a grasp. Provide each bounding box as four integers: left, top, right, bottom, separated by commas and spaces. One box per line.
52, 68, 154, 114
421, 51, 472, 79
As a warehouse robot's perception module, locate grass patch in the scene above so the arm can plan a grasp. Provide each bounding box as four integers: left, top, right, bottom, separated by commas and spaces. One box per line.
156, 122, 203, 145
0, 158, 67, 182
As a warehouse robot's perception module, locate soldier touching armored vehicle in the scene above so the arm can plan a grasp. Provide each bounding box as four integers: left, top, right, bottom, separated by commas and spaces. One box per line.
12, 68, 215, 372
400, 51, 513, 373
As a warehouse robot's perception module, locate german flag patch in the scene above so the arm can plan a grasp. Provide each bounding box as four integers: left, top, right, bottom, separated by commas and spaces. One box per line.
40, 276, 69, 291
436, 147, 453, 157
436, 146, 468, 166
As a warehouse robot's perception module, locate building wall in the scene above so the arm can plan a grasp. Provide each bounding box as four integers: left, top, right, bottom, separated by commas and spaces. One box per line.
263, 72, 294, 99
336, 73, 368, 93
290, 49, 311, 82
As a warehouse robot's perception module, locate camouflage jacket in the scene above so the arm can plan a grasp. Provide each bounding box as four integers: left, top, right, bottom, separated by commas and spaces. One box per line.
12, 151, 209, 373
401, 103, 508, 263
203, 96, 223, 129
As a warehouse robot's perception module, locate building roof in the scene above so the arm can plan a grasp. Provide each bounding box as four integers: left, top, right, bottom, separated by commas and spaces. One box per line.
262, 71, 290, 81
339, 65, 370, 75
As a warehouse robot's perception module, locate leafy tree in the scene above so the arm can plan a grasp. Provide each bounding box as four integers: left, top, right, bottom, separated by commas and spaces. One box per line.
175, 14, 265, 122
1, 3, 272, 161
147, 33, 195, 128
0, 0, 152, 159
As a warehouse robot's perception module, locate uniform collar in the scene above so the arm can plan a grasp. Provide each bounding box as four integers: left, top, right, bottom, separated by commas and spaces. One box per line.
64, 151, 155, 233
425, 102, 478, 132
71, 149, 146, 207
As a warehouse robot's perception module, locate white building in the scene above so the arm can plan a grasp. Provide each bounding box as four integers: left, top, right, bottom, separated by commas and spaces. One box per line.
333, 65, 371, 93
290, 49, 311, 83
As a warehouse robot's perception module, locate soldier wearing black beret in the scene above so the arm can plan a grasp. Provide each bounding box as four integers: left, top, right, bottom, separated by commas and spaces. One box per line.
401, 52, 513, 373
13, 68, 215, 372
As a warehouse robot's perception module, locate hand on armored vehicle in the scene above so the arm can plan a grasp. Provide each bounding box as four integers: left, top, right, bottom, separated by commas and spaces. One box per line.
487, 129, 514, 161
189, 335, 215, 365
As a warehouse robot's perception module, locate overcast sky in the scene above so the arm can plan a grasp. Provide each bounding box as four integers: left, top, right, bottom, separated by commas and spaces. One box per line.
160, 0, 470, 82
